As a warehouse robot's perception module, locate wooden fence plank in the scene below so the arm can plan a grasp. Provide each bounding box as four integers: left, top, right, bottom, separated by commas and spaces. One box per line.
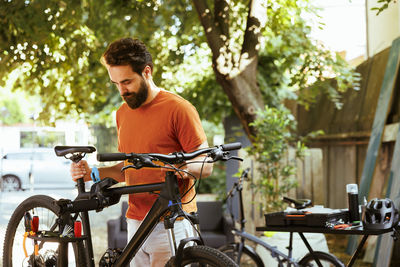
311, 149, 324, 205
348, 36, 400, 255
374, 128, 400, 266
328, 146, 357, 209
304, 152, 313, 200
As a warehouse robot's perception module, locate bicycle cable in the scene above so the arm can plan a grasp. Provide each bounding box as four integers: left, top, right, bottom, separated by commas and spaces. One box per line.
181, 157, 207, 204
137, 158, 207, 244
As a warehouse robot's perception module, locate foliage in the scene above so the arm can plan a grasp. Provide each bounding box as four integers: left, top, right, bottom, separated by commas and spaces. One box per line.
0, 97, 26, 125
197, 120, 226, 195
245, 106, 307, 212
371, 0, 395, 15
1, 0, 360, 127
0, 0, 205, 125
20, 131, 65, 148
197, 161, 226, 197
257, 0, 361, 110
162, 43, 231, 125
166, 0, 361, 124
1, 1, 103, 123
0, 0, 361, 198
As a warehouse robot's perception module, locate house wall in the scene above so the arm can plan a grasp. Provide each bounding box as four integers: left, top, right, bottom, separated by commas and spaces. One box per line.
0, 127, 20, 152
367, 0, 400, 57
0, 122, 90, 153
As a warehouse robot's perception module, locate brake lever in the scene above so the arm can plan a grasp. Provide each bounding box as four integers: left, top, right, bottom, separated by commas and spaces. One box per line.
241, 168, 250, 181
206, 154, 243, 163
121, 164, 140, 172
122, 156, 159, 172
229, 156, 243, 162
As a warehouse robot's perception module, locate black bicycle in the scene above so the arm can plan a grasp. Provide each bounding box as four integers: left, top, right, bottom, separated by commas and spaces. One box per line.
2, 143, 242, 266
219, 168, 345, 267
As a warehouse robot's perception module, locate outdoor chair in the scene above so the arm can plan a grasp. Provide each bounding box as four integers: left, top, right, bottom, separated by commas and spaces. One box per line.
107, 200, 234, 249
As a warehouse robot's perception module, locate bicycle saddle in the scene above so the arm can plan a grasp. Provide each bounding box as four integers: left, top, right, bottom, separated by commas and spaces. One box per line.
283, 196, 312, 209
54, 146, 96, 157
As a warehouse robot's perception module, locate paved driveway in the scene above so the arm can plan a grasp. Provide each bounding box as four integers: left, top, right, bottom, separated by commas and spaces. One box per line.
0, 188, 127, 265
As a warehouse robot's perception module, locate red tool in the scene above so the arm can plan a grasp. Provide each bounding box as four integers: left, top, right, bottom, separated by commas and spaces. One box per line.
334, 224, 351, 230
74, 221, 82, 237
31, 216, 39, 233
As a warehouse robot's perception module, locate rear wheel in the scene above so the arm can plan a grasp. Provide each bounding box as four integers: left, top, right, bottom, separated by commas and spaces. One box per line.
1, 174, 21, 191
165, 245, 238, 266
2, 195, 86, 266
299, 251, 345, 267
219, 243, 264, 267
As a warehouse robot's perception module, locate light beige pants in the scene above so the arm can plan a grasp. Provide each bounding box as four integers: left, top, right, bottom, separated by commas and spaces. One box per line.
127, 218, 194, 267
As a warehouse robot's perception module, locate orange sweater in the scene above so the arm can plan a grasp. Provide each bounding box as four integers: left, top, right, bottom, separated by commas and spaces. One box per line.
116, 90, 206, 220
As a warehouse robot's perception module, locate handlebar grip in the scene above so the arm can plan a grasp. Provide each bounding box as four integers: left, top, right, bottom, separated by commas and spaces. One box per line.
97, 153, 127, 162
221, 142, 242, 151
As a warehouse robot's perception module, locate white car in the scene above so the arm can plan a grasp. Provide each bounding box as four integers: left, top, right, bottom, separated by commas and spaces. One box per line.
0, 148, 76, 191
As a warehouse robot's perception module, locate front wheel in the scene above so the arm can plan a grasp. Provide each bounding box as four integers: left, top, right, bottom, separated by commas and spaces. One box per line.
219, 243, 264, 267
165, 245, 238, 266
299, 251, 345, 267
2, 195, 86, 267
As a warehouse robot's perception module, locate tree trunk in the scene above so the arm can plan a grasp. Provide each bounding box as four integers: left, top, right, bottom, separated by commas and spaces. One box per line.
214, 60, 264, 139
193, 0, 266, 140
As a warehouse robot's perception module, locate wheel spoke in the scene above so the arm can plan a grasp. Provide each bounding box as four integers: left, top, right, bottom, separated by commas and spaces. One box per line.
3, 195, 86, 267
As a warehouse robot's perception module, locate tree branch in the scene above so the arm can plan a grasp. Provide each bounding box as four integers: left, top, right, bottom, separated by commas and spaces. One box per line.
240, 0, 266, 68
192, 0, 224, 59
214, 0, 229, 40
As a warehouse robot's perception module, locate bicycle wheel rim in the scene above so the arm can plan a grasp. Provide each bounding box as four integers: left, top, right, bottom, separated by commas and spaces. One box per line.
166, 245, 238, 267
3, 195, 80, 267
220, 243, 263, 267
299, 251, 345, 267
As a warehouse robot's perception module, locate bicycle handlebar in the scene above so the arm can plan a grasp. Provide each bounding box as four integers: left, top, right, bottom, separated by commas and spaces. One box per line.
97, 142, 242, 164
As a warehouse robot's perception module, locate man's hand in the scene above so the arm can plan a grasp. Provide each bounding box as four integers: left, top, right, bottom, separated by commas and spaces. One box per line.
175, 141, 213, 179
175, 163, 190, 179
70, 160, 91, 182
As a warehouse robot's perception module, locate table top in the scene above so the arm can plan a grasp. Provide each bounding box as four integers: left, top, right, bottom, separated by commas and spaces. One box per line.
255, 225, 393, 235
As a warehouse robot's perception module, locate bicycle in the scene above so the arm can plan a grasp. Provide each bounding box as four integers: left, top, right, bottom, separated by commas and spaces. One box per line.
219, 168, 345, 267
2, 143, 243, 266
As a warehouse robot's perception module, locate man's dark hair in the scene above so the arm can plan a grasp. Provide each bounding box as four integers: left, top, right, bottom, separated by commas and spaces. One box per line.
101, 38, 153, 74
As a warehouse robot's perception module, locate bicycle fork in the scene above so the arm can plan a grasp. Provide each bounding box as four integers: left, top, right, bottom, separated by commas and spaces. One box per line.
164, 210, 203, 256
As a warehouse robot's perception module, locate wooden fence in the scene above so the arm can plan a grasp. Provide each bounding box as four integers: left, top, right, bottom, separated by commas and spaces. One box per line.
239, 141, 393, 234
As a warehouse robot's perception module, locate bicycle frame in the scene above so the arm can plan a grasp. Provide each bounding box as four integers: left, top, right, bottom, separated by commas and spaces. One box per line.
57, 171, 200, 267
227, 170, 325, 267
2, 143, 244, 267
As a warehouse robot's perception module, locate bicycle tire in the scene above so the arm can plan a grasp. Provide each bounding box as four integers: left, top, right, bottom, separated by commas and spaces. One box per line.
299, 251, 345, 267
2, 195, 86, 267
165, 245, 238, 266
219, 243, 264, 267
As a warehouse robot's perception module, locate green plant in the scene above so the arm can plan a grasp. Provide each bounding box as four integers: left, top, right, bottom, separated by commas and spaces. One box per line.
0, 97, 26, 125
245, 106, 307, 212
195, 120, 227, 197
371, 0, 395, 15
197, 161, 226, 198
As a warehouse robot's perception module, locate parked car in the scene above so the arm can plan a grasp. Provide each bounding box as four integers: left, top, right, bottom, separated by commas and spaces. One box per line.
0, 147, 76, 191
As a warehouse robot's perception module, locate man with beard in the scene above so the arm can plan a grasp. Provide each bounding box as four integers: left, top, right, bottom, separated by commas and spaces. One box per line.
70, 38, 213, 266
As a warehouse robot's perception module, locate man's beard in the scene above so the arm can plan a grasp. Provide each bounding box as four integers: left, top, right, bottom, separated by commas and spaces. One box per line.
122, 79, 149, 109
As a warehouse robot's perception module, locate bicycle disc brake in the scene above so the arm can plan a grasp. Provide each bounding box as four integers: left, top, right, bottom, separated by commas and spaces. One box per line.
26, 249, 57, 267
99, 248, 123, 266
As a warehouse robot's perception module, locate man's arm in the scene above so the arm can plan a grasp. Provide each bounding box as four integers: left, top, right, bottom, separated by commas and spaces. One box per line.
180, 140, 213, 179
70, 160, 125, 183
